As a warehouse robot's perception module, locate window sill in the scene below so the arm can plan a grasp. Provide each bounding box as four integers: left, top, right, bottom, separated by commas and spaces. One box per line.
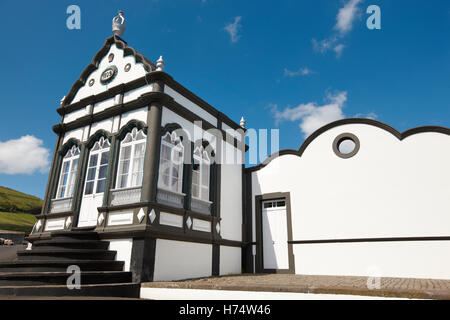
157, 186, 186, 197
191, 197, 213, 205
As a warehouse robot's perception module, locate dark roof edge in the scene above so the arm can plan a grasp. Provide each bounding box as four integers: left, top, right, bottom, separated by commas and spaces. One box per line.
61, 35, 156, 107
246, 118, 450, 173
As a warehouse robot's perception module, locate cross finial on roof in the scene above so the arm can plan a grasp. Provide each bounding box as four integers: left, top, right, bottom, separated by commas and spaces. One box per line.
112, 10, 126, 36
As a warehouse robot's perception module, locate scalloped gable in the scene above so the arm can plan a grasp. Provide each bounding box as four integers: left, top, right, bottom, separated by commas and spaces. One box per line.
62, 35, 155, 106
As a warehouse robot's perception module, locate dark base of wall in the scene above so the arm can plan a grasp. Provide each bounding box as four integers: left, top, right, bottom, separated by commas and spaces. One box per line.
130, 237, 156, 283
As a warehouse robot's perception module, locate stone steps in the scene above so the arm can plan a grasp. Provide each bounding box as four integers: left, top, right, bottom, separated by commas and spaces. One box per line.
0, 229, 139, 298
16, 249, 117, 261
0, 271, 132, 286
32, 239, 110, 250
0, 282, 140, 298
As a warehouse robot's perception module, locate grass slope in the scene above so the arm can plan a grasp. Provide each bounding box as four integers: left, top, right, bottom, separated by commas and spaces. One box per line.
0, 186, 41, 235
0, 211, 37, 234
0, 186, 43, 214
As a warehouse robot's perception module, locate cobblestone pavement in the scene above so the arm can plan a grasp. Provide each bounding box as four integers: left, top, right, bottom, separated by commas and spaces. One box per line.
142, 274, 450, 299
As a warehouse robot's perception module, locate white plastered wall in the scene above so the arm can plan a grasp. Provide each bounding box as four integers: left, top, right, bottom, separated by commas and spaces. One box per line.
108, 239, 133, 272
220, 143, 243, 242
164, 86, 217, 127
153, 239, 212, 281
220, 246, 242, 276
251, 123, 450, 279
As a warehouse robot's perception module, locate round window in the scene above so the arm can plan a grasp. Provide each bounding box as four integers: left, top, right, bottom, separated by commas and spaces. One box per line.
332, 133, 360, 159
108, 53, 114, 62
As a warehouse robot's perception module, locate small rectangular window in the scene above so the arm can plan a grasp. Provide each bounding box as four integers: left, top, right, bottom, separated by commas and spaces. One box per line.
263, 202, 273, 208
276, 201, 286, 207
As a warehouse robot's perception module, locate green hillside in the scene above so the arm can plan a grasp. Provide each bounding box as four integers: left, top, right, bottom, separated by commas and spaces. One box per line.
0, 186, 41, 235
0, 211, 37, 234
0, 186, 43, 214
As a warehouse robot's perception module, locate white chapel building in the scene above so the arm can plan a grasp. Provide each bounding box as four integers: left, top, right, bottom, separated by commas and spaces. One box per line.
5, 12, 450, 286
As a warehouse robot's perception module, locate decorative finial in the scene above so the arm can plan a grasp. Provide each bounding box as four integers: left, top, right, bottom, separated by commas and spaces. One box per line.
156, 56, 165, 71
240, 116, 246, 128
112, 10, 126, 36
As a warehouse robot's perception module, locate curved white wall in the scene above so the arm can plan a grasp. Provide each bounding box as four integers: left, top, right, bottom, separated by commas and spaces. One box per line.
250, 123, 450, 279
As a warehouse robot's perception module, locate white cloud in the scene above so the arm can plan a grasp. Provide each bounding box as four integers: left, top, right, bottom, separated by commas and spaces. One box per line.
284, 67, 315, 77
335, 0, 363, 35
0, 135, 50, 175
312, 36, 338, 54
224, 16, 242, 43
354, 112, 378, 119
271, 91, 347, 137
333, 43, 345, 57
312, 0, 363, 58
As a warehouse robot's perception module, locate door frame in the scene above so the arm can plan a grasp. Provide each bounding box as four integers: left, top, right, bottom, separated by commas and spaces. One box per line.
255, 192, 295, 274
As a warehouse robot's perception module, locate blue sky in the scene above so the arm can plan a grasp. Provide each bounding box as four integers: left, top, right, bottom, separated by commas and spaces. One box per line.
0, 0, 449, 198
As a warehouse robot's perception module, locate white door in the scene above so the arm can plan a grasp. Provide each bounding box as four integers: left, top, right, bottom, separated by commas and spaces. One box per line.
78, 138, 110, 227
262, 199, 289, 270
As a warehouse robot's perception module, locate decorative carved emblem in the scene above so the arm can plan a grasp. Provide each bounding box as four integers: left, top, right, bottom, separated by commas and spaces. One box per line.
100, 65, 118, 84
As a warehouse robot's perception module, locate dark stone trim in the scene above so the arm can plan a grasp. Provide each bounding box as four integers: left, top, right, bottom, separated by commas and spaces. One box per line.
58, 138, 82, 156
212, 244, 220, 276
161, 122, 182, 135
255, 192, 295, 274
59, 70, 244, 136
71, 144, 88, 228
246, 118, 450, 172
332, 132, 360, 159
289, 236, 450, 244
41, 134, 63, 215
130, 237, 156, 283
98, 226, 244, 248
35, 211, 73, 219
103, 135, 118, 207
116, 119, 148, 140
141, 102, 162, 204
61, 35, 155, 107
85, 129, 112, 149
242, 165, 253, 273
54, 92, 248, 151
98, 201, 217, 223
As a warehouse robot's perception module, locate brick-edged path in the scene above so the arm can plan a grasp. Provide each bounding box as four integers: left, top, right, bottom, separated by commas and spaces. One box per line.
142, 274, 450, 299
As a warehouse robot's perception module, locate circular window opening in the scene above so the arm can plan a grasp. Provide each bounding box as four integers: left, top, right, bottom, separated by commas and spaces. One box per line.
332, 133, 360, 159
124, 63, 131, 72
108, 53, 114, 62
88, 79, 95, 87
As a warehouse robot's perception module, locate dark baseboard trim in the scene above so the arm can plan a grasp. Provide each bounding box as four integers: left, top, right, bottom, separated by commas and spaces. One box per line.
289, 236, 450, 244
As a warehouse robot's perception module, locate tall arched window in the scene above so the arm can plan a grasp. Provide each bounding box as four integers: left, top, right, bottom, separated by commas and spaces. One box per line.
56, 145, 80, 199
84, 137, 110, 195
158, 131, 184, 193
116, 127, 147, 189
192, 145, 211, 202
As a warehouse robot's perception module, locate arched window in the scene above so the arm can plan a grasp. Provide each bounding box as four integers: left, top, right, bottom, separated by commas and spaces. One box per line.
116, 127, 147, 189
84, 137, 110, 195
158, 131, 184, 193
56, 145, 80, 199
192, 145, 211, 202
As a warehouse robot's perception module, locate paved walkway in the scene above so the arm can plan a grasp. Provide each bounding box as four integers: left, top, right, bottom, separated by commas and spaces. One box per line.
0, 245, 24, 262
142, 274, 450, 299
